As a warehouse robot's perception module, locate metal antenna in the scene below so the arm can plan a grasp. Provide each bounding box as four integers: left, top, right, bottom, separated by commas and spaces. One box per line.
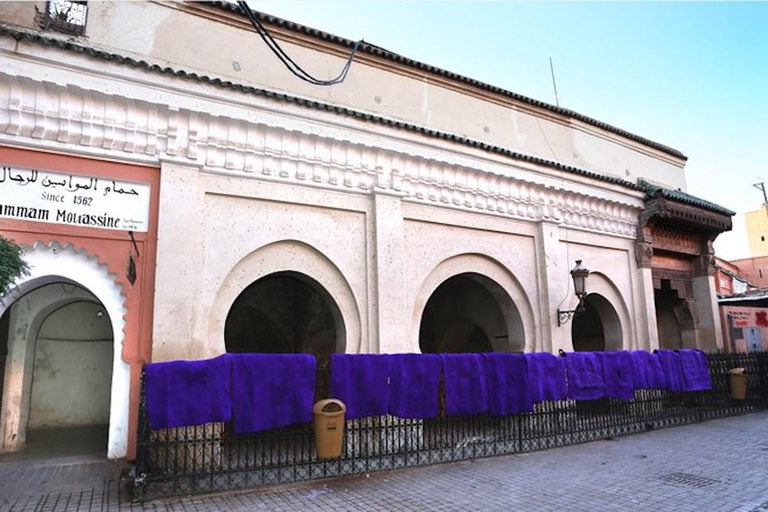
753, 182, 768, 205
549, 57, 560, 107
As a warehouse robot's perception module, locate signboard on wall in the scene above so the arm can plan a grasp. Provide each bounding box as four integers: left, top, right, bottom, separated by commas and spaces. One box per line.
0, 165, 150, 232
729, 310, 751, 328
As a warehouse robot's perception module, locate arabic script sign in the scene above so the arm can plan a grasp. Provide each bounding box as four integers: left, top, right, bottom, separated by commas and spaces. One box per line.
729, 310, 752, 328
0, 165, 150, 232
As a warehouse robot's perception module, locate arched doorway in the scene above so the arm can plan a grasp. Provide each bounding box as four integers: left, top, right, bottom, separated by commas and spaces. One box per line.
224, 271, 344, 360
571, 293, 623, 352
210, 240, 362, 356
655, 283, 695, 350
1, 281, 114, 458
419, 273, 519, 353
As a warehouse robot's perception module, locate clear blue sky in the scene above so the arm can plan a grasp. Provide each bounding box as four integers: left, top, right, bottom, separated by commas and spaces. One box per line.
251, 1, 768, 260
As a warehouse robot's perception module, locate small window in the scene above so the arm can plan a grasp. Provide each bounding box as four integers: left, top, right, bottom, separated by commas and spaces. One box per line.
759, 269, 763, 279
762, 236, 765, 242
41, 0, 88, 36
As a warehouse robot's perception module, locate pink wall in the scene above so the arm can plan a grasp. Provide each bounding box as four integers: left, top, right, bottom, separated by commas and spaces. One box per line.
720, 305, 768, 353
729, 257, 768, 287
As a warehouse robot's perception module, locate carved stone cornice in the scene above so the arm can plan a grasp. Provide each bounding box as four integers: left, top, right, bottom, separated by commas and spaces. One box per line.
0, 74, 641, 238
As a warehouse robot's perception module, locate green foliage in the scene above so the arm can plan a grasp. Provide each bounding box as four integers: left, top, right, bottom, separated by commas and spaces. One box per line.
0, 236, 29, 296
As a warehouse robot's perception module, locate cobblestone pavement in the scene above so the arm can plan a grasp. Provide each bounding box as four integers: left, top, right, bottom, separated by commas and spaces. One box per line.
2, 411, 767, 511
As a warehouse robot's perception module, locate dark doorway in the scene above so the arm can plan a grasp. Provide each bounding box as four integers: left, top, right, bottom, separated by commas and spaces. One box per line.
419, 273, 509, 354
224, 272, 341, 358
655, 283, 694, 350
571, 293, 622, 352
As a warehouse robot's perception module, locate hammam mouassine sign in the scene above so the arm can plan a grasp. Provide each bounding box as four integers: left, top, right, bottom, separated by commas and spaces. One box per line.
0, 165, 150, 232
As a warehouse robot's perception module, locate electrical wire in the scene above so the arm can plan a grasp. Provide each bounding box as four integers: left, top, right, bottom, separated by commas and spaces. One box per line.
237, 1, 362, 86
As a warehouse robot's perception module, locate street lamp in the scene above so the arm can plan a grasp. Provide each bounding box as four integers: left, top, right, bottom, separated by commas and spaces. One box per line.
557, 260, 590, 326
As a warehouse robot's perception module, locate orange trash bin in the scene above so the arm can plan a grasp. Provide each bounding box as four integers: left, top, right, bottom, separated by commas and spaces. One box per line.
312, 399, 346, 459
728, 368, 747, 400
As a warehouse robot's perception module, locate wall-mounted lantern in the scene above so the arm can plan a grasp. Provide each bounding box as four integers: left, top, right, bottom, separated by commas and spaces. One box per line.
557, 260, 590, 326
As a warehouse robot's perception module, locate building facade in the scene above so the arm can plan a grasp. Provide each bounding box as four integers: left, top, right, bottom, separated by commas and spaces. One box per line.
0, 1, 731, 460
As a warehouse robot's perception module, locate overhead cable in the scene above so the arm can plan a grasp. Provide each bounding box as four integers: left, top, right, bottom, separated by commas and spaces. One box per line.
237, 1, 362, 86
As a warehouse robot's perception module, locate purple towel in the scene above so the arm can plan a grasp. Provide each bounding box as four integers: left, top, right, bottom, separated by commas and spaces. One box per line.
331, 354, 391, 420
564, 352, 606, 401
440, 354, 489, 416
525, 352, 568, 403
483, 353, 533, 416
388, 354, 442, 419
231, 353, 316, 433
597, 351, 635, 400
629, 351, 648, 389
145, 355, 232, 430
679, 349, 712, 391
630, 351, 666, 390
656, 349, 686, 392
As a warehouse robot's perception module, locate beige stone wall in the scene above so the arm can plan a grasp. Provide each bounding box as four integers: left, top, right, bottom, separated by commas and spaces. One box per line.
148, 152, 646, 360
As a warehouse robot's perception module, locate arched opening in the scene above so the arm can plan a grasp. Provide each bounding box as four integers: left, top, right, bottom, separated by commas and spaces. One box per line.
1, 281, 113, 458
571, 293, 623, 352
224, 271, 344, 361
419, 273, 516, 354
1, 242, 128, 459
655, 283, 695, 350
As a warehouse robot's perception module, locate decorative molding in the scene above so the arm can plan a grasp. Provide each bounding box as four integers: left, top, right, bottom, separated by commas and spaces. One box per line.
652, 226, 700, 256
652, 269, 694, 300
0, 74, 641, 238
15, 240, 127, 324
635, 239, 653, 269
1, 75, 172, 157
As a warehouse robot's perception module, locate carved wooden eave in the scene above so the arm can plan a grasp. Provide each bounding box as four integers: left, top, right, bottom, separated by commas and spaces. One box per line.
636, 184, 733, 276
641, 196, 732, 235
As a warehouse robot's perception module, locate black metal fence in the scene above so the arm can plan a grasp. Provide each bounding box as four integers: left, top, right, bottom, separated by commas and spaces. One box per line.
132, 351, 768, 500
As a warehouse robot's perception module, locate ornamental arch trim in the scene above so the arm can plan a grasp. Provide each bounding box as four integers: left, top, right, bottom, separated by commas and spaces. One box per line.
0, 241, 129, 459
411, 253, 534, 353
578, 271, 632, 351
208, 240, 362, 355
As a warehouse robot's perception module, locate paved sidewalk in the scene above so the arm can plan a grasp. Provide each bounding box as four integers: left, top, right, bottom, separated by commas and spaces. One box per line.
2, 411, 768, 511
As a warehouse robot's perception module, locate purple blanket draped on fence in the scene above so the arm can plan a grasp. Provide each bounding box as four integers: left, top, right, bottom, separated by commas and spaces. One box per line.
630, 350, 666, 390
331, 354, 391, 420
525, 352, 568, 403
597, 351, 635, 400
145, 355, 232, 430
564, 352, 606, 401
440, 354, 489, 416
656, 349, 686, 392
388, 354, 442, 419
231, 353, 316, 434
679, 349, 712, 391
483, 353, 533, 416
